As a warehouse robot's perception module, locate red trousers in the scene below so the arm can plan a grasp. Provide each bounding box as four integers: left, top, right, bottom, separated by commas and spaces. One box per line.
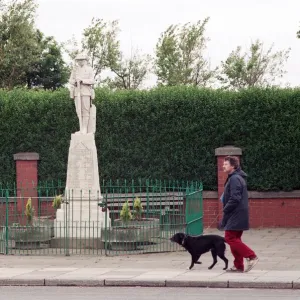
225, 230, 256, 271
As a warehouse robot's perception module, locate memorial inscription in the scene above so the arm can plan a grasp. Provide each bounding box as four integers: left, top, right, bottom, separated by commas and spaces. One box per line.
67, 143, 94, 191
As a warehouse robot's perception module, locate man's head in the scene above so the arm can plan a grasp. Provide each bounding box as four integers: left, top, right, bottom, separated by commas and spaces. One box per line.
77, 59, 86, 67
75, 53, 88, 67
223, 156, 240, 174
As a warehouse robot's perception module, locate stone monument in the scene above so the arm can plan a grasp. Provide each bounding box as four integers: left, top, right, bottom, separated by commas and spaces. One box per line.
54, 53, 110, 246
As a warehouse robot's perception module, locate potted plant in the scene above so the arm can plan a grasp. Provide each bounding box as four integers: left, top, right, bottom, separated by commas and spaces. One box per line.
25, 198, 35, 225
120, 200, 132, 224
52, 194, 62, 210
133, 197, 143, 220
114, 197, 159, 228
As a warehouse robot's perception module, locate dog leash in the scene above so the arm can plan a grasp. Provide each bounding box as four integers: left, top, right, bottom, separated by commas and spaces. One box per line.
162, 212, 222, 241
181, 212, 221, 246
203, 212, 221, 232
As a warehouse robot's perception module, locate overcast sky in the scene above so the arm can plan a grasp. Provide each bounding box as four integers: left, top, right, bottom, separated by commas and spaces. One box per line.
36, 0, 300, 87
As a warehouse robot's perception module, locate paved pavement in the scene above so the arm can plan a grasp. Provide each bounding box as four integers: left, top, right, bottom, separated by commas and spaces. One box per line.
1, 228, 300, 289
2, 287, 300, 300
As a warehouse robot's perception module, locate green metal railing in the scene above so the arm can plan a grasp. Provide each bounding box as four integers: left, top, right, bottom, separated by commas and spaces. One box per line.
0, 179, 203, 256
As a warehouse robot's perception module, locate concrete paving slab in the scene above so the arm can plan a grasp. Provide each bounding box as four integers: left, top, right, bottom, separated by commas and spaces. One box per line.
0, 268, 39, 278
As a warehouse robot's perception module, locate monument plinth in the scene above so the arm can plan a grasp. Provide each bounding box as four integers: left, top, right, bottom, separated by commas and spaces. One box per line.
54, 53, 110, 244
65, 133, 100, 200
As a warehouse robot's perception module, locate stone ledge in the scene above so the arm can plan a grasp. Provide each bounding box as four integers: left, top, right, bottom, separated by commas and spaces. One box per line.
228, 280, 293, 289
104, 279, 166, 287
292, 281, 300, 289
203, 191, 218, 199
203, 190, 300, 199
249, 190, 300, 199
215, 146, 242, 156
13, 152, 40, 161
0, 277, 297, 289
166, 280, 228, 288
0, 278, 44, 286
45, 278, 104, 287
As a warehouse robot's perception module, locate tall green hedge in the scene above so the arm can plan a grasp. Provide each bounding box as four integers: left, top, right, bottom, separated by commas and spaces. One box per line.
1, 86, 300, 191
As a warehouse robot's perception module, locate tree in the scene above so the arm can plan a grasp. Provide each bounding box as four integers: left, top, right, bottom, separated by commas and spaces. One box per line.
65, 18, 151, 89
219, 40, 290, 89
82, 18, 120, 82
0, 0, 40, 89
155, 18, 216, 87
64, 18, 120, 84
26, 30, 69, 90
104, 49, 152, 90
0, 0, 68, 90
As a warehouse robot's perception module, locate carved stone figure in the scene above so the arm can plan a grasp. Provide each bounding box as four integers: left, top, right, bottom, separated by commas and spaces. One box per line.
69, 53, 96, 134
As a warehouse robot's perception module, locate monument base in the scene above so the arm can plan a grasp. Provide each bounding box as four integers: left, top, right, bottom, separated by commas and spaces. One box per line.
51, 237, 104, 250
54, 132, 111, 240
54, 201, 111, 238
65, 133, 101, 200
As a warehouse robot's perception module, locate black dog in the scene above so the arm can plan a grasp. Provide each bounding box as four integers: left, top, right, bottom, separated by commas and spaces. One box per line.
170, 232, 228, 270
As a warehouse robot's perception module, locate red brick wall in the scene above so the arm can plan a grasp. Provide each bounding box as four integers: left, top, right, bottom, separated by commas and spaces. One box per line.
203, 197, 300, 228
203, 197, 219, 228
39, 201, 55, 218
249, 198, 300, 227
0, 201, 19, 225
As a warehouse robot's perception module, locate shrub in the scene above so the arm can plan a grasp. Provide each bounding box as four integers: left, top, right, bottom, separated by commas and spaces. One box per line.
120, 200, 132, 223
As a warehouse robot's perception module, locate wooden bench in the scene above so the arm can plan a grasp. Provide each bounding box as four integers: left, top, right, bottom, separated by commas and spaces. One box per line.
103, 192, 186, 222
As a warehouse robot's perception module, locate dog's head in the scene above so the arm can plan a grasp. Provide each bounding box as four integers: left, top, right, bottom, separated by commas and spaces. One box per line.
170, 232, 187, 246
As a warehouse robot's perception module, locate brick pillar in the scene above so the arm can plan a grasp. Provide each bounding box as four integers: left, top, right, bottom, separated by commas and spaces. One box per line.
215, 146, 242, 224
14, 152, 39, 224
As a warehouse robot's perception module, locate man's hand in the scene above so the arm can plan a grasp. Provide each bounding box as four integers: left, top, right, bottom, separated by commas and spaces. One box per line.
74, 79, 83, 87
217, 220, 225, 231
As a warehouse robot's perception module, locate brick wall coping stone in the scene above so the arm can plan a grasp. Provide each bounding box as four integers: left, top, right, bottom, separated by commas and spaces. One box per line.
13, 152, 40, 161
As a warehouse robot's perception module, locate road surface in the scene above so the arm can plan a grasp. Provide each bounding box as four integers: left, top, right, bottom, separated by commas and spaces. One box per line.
2, 287, 300, 300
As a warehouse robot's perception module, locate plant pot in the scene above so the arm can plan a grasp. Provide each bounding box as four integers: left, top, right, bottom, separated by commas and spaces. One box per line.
33, 216, 55, 237
101, 218, 160, 250
113, 217, 160, 228
3, 224, 52, 250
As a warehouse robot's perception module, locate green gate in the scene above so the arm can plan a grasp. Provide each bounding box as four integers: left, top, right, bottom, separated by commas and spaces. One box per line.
185, 185, 203, 236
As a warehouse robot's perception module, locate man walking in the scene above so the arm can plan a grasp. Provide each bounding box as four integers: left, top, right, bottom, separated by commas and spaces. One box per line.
220, 156, 258, 272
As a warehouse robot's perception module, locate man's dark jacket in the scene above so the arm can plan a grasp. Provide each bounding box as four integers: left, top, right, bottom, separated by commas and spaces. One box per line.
221, 167, 250, 231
